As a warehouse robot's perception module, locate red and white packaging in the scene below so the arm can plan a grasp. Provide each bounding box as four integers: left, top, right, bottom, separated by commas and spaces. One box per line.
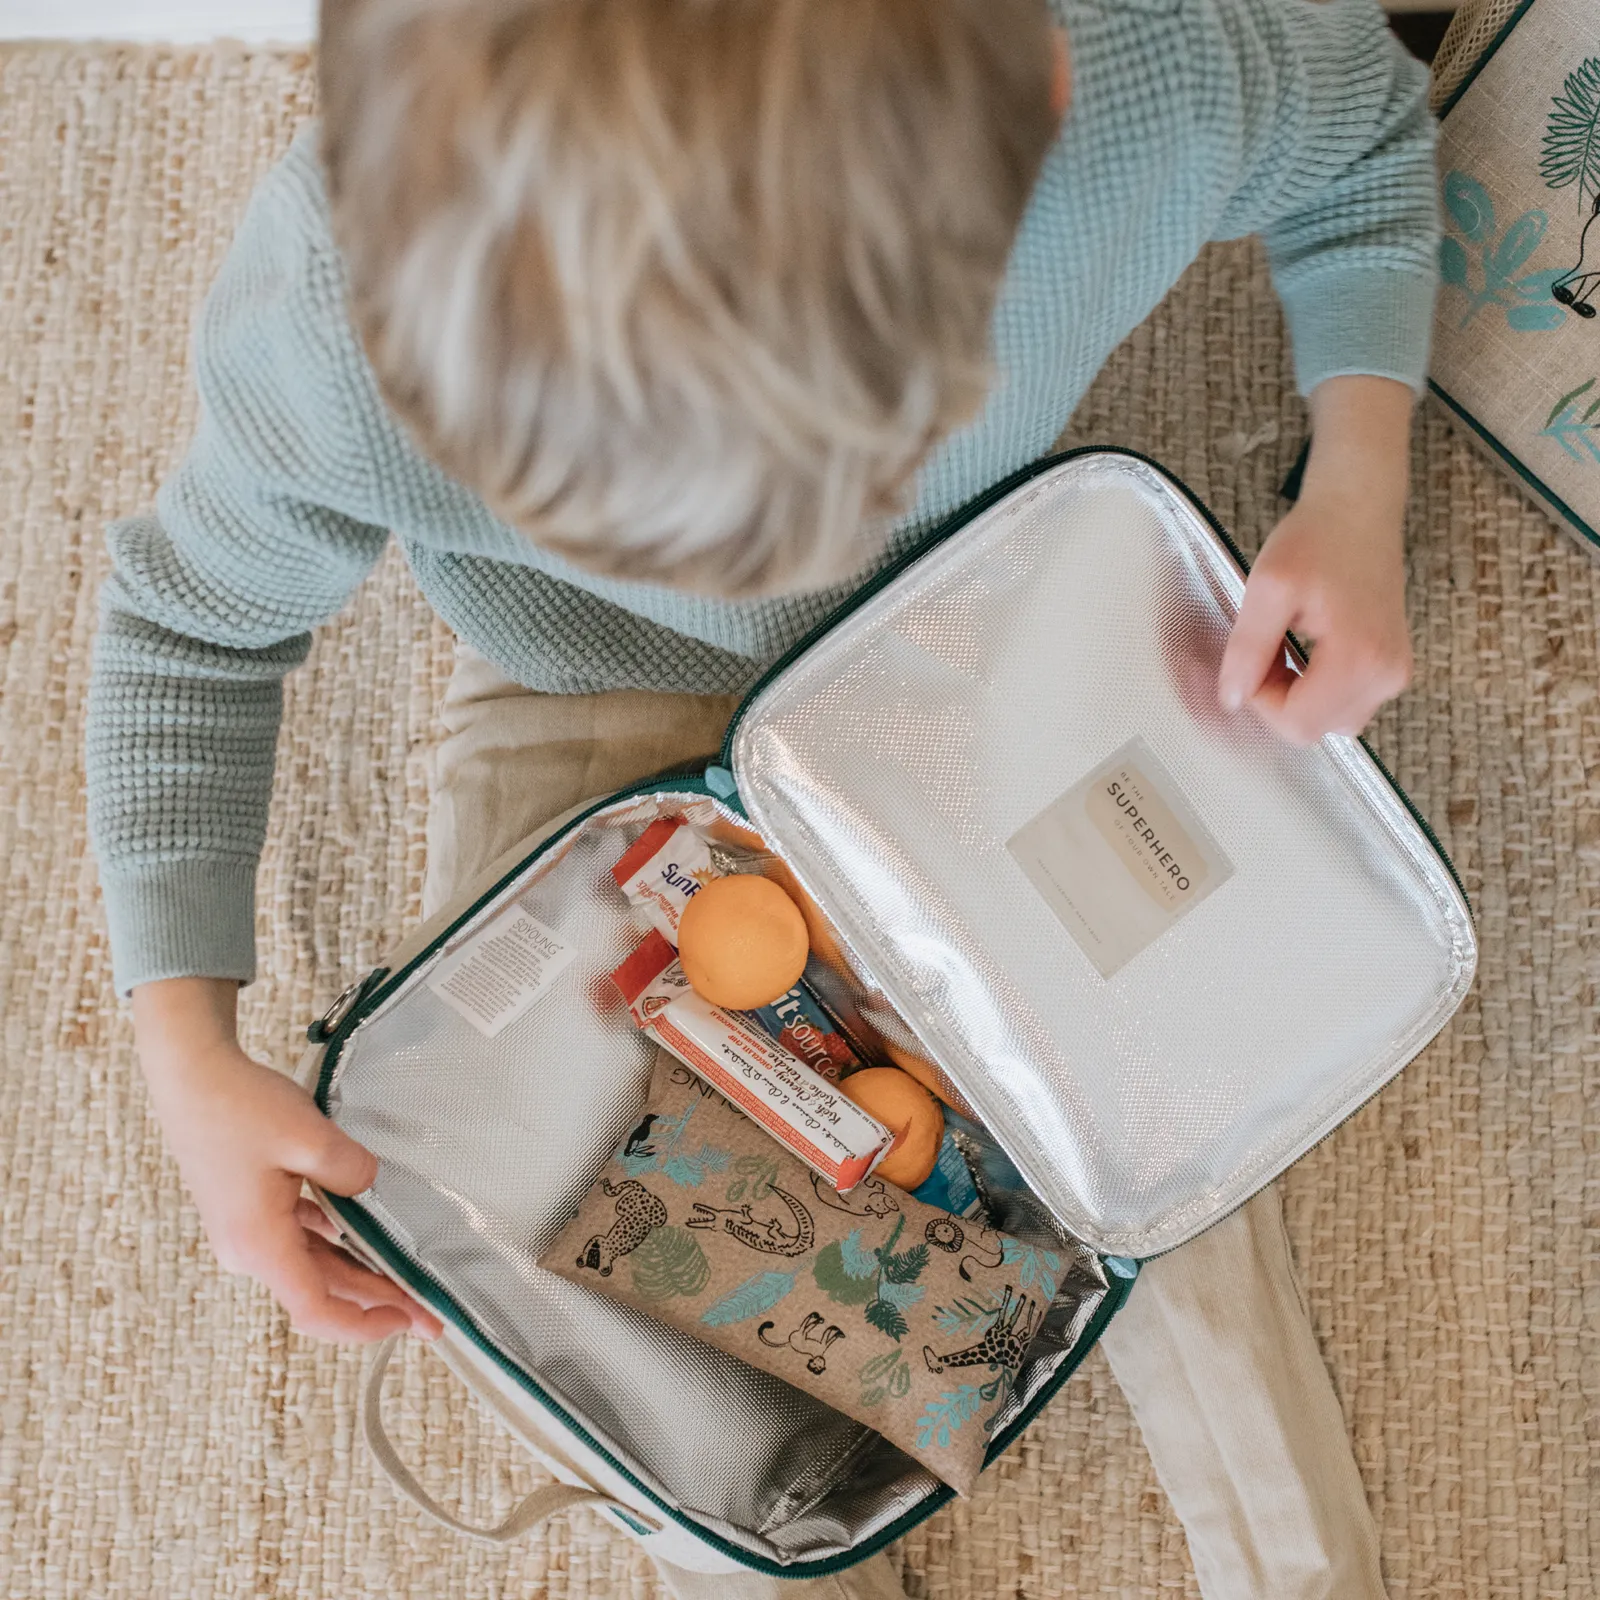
611, 818, 718, 943
611, 932, 896, 1193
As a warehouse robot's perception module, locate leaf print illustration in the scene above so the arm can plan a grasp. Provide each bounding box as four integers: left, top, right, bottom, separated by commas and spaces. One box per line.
1438, 170, 1569, 330
1541, 58, 1600, 212
813, 1216, 931, 1342
628, 1225, 712, 1302
931, 1291, 1006, 1339
1543, 60, 1600, 318
916, 1383, 988, 1451
1443, 170, 1494, 241
617, 1101, 732, 1189
858, 1348, 912, 1408
700, 1269, 799, 1327
724, 1153, 778, 1204
1539, 376, 1600, 462
1000, 1238, 1062, 1299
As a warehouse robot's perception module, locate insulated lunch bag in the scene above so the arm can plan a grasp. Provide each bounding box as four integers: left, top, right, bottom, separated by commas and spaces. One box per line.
295, 448, 1477, 1578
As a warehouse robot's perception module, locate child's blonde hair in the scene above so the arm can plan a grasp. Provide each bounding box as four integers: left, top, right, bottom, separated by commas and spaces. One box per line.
319, 0, 1057, 596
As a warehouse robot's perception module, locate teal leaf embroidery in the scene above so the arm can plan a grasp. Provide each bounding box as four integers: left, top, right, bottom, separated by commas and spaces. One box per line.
1517, 268, 1568, 298
1438, 168, 1568, 331
700, 1270, 798, 1327
619, 1101, 731, 1188
1444, 170, 1495, 241
1439, 235, 1469, 289
916, 1384, 988, 1452
1540, 57, 1600, 211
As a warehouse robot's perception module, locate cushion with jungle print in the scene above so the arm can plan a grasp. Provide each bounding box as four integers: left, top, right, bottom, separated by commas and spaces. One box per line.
1432, 0, 1600, 554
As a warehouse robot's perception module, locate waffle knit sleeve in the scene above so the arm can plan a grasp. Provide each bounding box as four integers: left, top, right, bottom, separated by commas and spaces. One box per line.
88, 135, 390, 995
1211, 0, 1440, 395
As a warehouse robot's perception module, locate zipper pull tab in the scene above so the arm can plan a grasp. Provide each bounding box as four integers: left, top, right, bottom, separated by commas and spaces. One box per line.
306, 968, 390, 1044
704, 764, 746, 815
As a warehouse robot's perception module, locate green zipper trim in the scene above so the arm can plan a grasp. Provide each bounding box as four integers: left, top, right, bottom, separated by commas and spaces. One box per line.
1435, 0, 1541, 122
720, 444, 1468, 912
313, 765, 716, 1103
325, 1176, 1131, 1579
311, 758, 1127, 1576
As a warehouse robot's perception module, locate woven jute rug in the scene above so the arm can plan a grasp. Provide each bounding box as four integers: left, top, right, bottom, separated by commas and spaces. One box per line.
0, 43, 1594, 1600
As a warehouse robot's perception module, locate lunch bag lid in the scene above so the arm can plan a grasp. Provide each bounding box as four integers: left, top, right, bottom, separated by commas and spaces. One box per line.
728, 452, 1477, 1258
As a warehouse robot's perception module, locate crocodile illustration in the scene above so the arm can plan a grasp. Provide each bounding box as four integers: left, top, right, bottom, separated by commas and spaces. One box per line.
808, 1169, 899, 1219
758, 1311, 848, 1375
577, 1178, 668, 1277
922, 1284, 1042, 1375
686, 1183, 815, 1257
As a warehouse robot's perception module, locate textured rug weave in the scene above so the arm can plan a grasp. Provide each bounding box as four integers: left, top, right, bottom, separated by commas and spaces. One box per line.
0, 44, 1595, 1600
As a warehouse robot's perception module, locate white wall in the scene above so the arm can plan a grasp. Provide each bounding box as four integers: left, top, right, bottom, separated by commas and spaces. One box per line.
0, 2, 316, 42
0, 0, 1453, 41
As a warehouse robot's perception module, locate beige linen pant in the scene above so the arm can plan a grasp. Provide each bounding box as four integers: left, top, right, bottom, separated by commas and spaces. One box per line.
422, 646, 1389, 1600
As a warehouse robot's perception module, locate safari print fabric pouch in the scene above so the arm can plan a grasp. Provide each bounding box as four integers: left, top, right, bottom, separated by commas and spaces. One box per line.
1432, 0, 1600, 553
539, 1052, 1053, 1494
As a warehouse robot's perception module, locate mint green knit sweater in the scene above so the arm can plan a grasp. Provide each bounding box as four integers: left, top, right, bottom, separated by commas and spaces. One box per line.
89, 0, 1438, 994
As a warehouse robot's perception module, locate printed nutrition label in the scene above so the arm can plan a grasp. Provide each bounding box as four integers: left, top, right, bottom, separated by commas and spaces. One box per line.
427, 903, 578, 1037
1007, 737, 1233, 978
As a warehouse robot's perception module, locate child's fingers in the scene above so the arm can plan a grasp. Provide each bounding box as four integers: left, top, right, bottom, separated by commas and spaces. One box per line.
1218, 569, 1300, 713
264, 1225, 414, 1344
293, 1196, 345, 1243
290, 1116, 381, 1198
305, 1235, 444, 1339
1249, 643, 1373, 746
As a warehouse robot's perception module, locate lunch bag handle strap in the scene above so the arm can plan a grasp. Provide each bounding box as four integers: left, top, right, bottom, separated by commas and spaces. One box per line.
362, 1335, 661, 1544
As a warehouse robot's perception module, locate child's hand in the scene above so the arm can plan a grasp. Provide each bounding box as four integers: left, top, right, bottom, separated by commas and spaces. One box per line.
1217, 376, 1415, 745
132, 978, 443, 1345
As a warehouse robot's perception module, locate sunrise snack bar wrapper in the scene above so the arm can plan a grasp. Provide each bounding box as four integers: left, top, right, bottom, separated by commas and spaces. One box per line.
540, 1058, 1051, 1495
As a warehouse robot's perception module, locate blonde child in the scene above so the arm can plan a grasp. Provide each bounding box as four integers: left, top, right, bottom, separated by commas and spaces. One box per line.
95, 0, 1433, 1594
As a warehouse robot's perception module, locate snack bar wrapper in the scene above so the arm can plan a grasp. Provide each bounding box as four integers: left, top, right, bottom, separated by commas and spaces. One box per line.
611, 818, 718, 942
611, 932, 895, 1193
748, 976, 862, 1081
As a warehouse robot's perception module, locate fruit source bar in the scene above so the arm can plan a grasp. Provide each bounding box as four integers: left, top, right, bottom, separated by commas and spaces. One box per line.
747, 976, 862, 1081
611, 931, 896, 1193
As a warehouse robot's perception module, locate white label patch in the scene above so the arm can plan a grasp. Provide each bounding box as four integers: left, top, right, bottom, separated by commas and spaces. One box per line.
427, 904, 578, 1037
1007, 738, 1233, 978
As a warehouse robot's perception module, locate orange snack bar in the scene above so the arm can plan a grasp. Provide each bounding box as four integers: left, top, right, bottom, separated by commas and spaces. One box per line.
611, 931, 896, 1192
611, 817, 717, 943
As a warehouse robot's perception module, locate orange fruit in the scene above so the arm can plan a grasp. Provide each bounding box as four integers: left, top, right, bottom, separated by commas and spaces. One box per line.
840, 1066, 945, 1190
676, 874, 809, 1010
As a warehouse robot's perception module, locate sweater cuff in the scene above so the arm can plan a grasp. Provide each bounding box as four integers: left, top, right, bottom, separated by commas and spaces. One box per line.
100, 858, 258, 996
1276, 264, 1437, 397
